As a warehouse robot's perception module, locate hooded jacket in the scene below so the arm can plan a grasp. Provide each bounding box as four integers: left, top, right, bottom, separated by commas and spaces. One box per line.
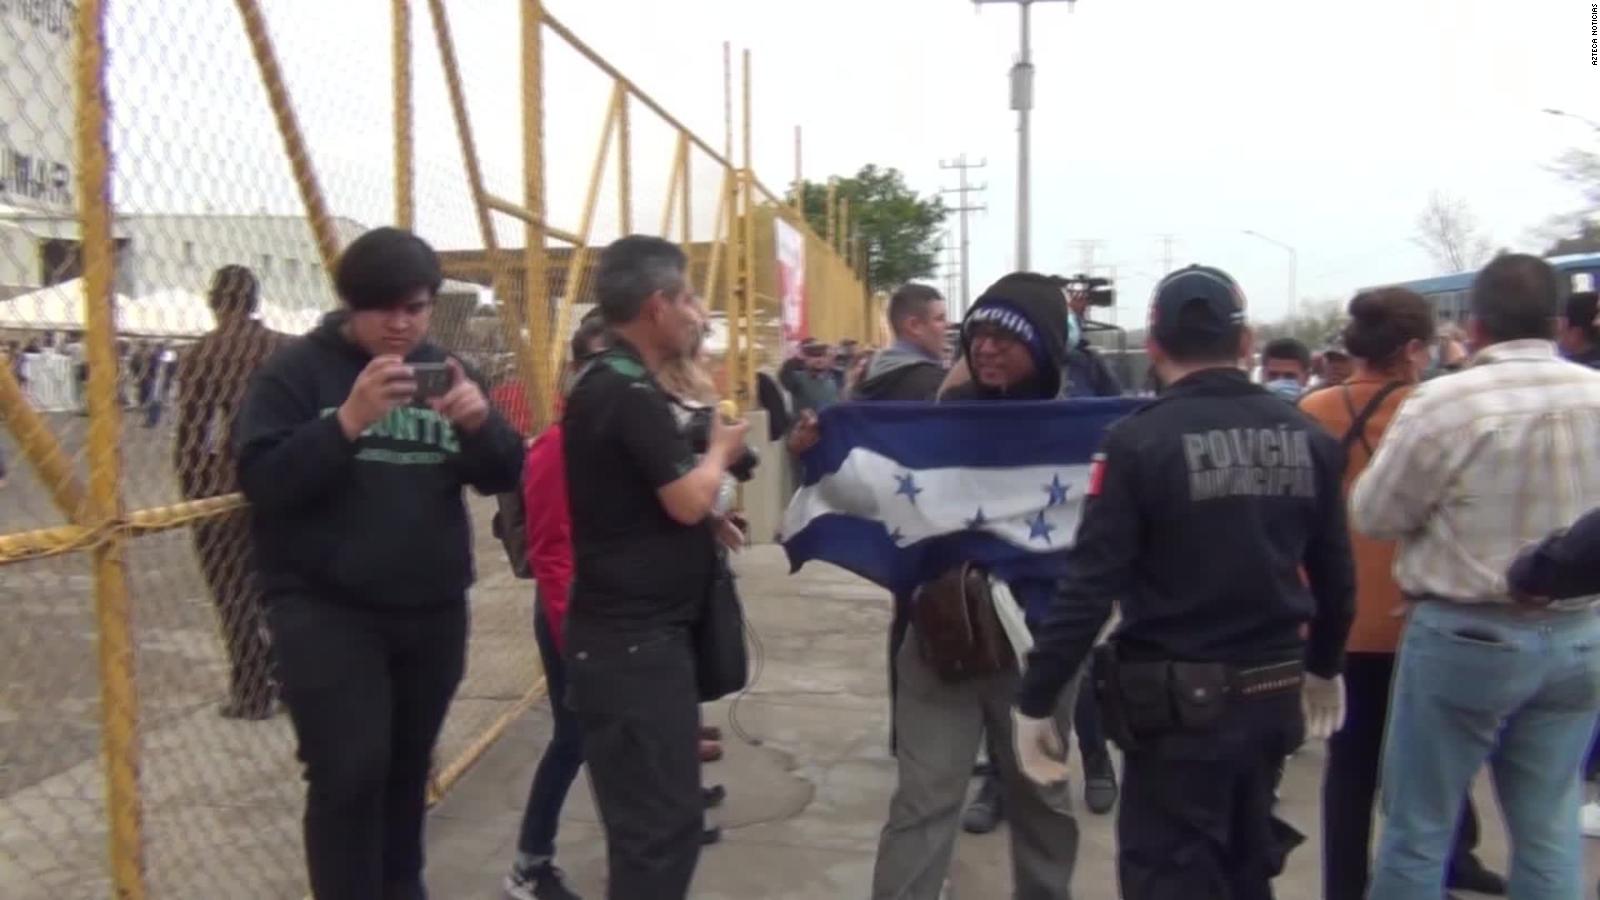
853, 340, 947, 402
235, 311, 525, 608
939, 274, 1078, 625
946, 273, 1072, 402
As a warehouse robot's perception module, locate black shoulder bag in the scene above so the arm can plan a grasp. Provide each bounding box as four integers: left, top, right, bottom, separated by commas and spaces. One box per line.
695, 548, 750, 702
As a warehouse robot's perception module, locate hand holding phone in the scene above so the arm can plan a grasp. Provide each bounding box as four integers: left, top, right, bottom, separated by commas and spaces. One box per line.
411, 362, 453, 401
428, 357, 491, 434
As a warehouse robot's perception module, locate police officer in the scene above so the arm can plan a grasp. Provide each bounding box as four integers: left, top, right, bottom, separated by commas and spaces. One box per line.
562, 235, 751, 899
1011, 265, 1356, 900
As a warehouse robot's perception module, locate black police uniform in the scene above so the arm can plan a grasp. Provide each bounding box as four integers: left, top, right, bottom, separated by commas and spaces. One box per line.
1018, 303, 1355, 898
562, 337, 715, 900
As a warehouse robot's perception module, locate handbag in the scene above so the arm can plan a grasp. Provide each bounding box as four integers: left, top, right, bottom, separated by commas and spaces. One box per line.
911, 563, 1015, 682
694, 553, 749, 702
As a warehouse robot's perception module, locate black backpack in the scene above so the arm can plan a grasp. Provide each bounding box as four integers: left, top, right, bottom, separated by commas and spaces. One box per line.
491, 481, 533, 580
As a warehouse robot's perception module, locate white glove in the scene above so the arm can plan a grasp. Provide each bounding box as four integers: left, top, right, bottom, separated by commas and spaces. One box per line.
1011, 708, 1070, 786
1302, 673, 1346, 741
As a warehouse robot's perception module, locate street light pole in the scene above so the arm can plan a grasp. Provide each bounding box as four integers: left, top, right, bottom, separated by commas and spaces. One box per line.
1242, 229, 1298, 319
1016, 1, 1031, 270
975, 0, 1073, 270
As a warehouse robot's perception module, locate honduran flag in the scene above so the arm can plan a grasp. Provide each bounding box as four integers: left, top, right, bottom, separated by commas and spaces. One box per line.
781, 398, 1146, 596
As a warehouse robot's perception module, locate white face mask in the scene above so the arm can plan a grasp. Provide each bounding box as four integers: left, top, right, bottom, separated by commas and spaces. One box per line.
1265, 378, 1303, 402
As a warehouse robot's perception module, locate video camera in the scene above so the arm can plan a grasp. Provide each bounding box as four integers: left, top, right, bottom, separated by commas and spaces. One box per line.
1049, 273, 1115, 308
682, 406, 761, 483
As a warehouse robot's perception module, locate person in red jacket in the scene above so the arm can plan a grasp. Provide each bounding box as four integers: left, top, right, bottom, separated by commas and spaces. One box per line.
503, 318, 609, 900
504, 315, 726, 900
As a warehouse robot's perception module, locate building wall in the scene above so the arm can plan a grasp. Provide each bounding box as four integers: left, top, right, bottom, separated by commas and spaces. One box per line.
116, 214, 369, 311
0, 0, 75, 218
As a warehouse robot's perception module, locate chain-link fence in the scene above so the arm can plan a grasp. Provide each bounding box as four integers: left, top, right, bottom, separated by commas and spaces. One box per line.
0, 2, 870, 898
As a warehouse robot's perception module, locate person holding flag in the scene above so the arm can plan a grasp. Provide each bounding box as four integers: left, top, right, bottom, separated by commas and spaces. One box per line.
791, 271, 1102, 900
1013, 265, 1356, 900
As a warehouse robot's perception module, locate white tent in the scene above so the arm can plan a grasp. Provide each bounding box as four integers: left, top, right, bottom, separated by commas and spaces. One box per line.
0, 279, 134, 333
0, 280, 328, 339
260, 305, 324, 335
123, 288, 215, 337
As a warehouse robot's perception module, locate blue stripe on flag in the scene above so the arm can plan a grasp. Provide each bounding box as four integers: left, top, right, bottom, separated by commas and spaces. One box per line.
783, 513, 1077, 597
783, 397, 1146, 596
799, 397, 1145, 485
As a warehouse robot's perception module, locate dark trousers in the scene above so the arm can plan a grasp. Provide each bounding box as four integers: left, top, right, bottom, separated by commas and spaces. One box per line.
514, 599, 584, 860
566, 619, 702, 900
1321, 652, 1485, 900
268, 594, 467, 900
1588, 730, 1600, 782
1074, 678, 1109, 761
1117, 692, 1304, 900
888, 594, 911, 752
194, 512, 273, 709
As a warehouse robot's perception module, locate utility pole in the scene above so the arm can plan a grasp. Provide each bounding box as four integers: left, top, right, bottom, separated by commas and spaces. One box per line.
974, 0, 1075, 270
1157, 234, 1176, 274
940, 154, 987, 317
1070, 238, 1102, 274
939, 232, 960, 303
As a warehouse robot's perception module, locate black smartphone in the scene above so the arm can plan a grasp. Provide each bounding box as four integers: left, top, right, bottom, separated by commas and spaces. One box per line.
411, 362, 452, 400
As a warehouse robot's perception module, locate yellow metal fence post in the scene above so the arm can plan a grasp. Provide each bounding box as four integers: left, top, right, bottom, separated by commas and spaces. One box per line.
0, 365, 88, 520
617, 91, 632, 234
522, 0, 551, 427
702, 166, 731, 304
545, 82, 623, 395
234, 0, 342, 275
679, 134, 691, 253
77, 0, 146, 896
427, 0, 546, 431
740, 49, 755, 404
659, 132, 684, 238
393, 0, 414, 230
825, 179, 837, 249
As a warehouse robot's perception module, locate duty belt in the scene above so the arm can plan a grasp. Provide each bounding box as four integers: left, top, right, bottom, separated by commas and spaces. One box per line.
1228, 660, 1304, 698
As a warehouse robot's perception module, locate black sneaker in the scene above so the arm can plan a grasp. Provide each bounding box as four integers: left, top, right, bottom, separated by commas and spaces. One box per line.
702, 784, 726, 809
1446, 857, 1506, 896
961, 774, 1004, 834
1083, 752, 1118, 815
701, 825, 722, 846
504, 862, 582, 900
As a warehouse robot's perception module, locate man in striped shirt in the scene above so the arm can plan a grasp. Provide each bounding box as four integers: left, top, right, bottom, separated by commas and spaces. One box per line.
1352, 253, 1600, 900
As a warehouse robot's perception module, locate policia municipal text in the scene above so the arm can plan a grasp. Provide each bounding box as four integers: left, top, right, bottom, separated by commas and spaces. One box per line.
1013, 265, 1357, 900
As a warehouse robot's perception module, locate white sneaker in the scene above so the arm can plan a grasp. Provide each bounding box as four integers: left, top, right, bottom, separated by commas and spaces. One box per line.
1581, 801, 1600, 838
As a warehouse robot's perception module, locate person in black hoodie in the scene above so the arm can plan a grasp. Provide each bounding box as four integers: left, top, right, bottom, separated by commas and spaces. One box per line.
235, 227, 524, 900
795, 272, 1081, 899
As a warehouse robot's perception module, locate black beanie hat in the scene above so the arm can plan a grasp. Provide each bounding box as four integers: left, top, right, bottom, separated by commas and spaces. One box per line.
961, 272, 1071, 395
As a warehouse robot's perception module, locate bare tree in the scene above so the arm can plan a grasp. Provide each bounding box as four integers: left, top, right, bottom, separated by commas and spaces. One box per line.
1254, 297, 1347, 349
1413, 191, 1494, 273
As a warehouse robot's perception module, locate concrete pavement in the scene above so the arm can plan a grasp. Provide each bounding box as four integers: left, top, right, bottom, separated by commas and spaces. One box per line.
425, 545, 1577, 900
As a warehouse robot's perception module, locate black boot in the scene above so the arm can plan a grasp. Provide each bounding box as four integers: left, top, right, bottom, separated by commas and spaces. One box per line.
1083, 751, 1118, 815
961, 773, 1005, 834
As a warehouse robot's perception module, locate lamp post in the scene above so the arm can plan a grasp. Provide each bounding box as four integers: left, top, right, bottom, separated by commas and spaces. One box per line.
974, 0, 1074, 270
1242, 229, 1298, 319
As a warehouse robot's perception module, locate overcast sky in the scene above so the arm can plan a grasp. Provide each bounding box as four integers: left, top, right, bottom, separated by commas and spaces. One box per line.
104, 0, 1599, 325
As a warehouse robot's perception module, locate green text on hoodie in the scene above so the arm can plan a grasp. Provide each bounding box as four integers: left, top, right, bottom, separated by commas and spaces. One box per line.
234, 312, 526, 609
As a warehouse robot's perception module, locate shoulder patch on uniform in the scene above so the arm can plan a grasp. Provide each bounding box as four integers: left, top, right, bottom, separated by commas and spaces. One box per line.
600, 353, 647, 379
1086, 452, 1108, 497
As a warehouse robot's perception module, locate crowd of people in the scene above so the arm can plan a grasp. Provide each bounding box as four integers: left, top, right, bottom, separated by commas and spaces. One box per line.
53, 221, 1597, 900
4, 330, 181, 426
